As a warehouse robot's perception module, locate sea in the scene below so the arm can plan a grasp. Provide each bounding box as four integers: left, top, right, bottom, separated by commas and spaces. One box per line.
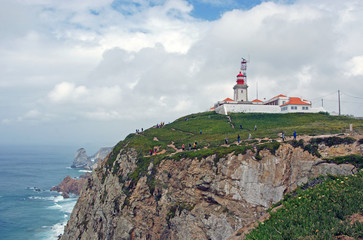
0, 145, 89, 240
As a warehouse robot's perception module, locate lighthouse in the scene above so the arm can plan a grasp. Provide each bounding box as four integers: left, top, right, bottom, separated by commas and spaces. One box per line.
233, 58, 248, 102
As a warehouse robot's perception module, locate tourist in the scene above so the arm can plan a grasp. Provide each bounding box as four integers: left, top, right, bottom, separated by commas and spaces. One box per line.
281, 132, 285, 142
254, 125, 257, 131
248, 133, 251, 139
293, 131, 297, 140
150, 149, 153, 156
240, 124, 242, 129
225, 137, 228, 144
237, 134, 240, 143
200, 129, 202, 135
154, 148, 157, 154
193, 142, 196, 149
182, 144, 185, 151
189, 143, 191, 151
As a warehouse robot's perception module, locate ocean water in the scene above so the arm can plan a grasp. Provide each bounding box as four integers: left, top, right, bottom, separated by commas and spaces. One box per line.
0, 145, 85, 240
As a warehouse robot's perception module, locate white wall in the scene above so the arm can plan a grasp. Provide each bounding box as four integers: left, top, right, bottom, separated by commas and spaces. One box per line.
281, 105, 326, 113
215, 103, 280, 115
215, 103, 326, 115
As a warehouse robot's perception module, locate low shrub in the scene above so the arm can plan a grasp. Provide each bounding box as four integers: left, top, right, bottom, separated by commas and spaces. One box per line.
246, 171, 363, 239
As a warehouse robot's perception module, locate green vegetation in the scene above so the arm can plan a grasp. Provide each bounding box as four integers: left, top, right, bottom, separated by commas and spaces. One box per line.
255, 141, 281, 160
102, 111, 362, 208
323, 154, 363, 170
246, 170, 363, 240
310, 136, 356, 147
107, 112, 362, 170
166, 202, 195, 224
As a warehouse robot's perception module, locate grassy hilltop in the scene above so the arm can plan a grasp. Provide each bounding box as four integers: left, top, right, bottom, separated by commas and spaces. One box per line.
113, 111, 362, 155
105, 112, 363, 174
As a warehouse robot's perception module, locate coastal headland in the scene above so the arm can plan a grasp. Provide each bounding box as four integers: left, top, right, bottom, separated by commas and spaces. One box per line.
60, 112, 363, 239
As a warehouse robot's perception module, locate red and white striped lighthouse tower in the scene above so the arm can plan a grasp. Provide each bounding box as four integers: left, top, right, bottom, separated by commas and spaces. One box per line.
233, 58, 249, 102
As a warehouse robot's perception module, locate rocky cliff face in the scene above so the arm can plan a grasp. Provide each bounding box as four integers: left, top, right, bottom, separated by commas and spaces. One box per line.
72, 147, 112, 170
61, 140, 360, 240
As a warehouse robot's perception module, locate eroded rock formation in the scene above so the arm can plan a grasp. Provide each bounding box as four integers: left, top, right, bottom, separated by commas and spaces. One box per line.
51, 174, 91, 198
61, 140, 360, 240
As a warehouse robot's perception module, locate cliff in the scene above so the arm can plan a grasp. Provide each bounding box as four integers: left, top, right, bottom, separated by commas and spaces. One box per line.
61, 138, 360, 240
72, 147, 112, 170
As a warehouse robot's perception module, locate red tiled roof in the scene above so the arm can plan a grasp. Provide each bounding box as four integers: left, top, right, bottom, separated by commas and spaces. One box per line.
281, 97, 311, 106
272, 94, 287, 99
252, 99, 263, 103
223, 98, 234, 102
210, 107, 215, 110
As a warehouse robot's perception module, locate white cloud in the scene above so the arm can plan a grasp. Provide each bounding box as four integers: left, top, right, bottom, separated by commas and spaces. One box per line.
48, 82, 87, 103
1, 0, 363, 147
346, 56, 363, 76
83, 110, 122, 121
47, 82, 122, 108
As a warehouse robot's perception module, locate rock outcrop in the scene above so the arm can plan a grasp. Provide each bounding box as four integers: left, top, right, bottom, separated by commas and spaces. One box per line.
61, 140, 360, 240
51, 174, 91, 198
72, 147, 112, 170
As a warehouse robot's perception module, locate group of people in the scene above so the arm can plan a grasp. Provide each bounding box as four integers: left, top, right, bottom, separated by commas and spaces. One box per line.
281, 131, 297, 142
156, 122, 165, 128
149, 148, 158, 156
181, 141, 198, 151
135, 128, 144, 134
239, 124, 258, 131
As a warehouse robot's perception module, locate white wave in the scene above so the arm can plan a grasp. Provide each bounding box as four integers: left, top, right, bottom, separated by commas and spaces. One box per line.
29, 196, 56, 201
65, 167, 72, 169
53, 195, 64, 203
37, 220, 67, 240
48, 203, 62, 210
78, 169, 92, 173
60, 200, 77, 214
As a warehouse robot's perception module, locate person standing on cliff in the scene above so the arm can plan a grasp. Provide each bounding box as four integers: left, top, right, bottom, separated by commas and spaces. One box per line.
254, 125, 257, 131
293, 131, 297, 140
282, 132, 285, 142
182, 144, 185, 151
150, 149, 153, 156
225, 137, 228, 145
189, 143, 191, 151
237, 134, 240, 143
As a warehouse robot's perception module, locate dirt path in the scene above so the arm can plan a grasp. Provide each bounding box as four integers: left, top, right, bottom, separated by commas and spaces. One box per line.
227, 115, 235, 129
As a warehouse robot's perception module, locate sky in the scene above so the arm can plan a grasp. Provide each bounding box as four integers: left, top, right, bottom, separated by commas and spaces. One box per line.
1, 0, 363, 151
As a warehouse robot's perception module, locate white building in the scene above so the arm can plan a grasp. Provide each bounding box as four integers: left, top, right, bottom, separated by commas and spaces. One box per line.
213, 59, 326, 115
